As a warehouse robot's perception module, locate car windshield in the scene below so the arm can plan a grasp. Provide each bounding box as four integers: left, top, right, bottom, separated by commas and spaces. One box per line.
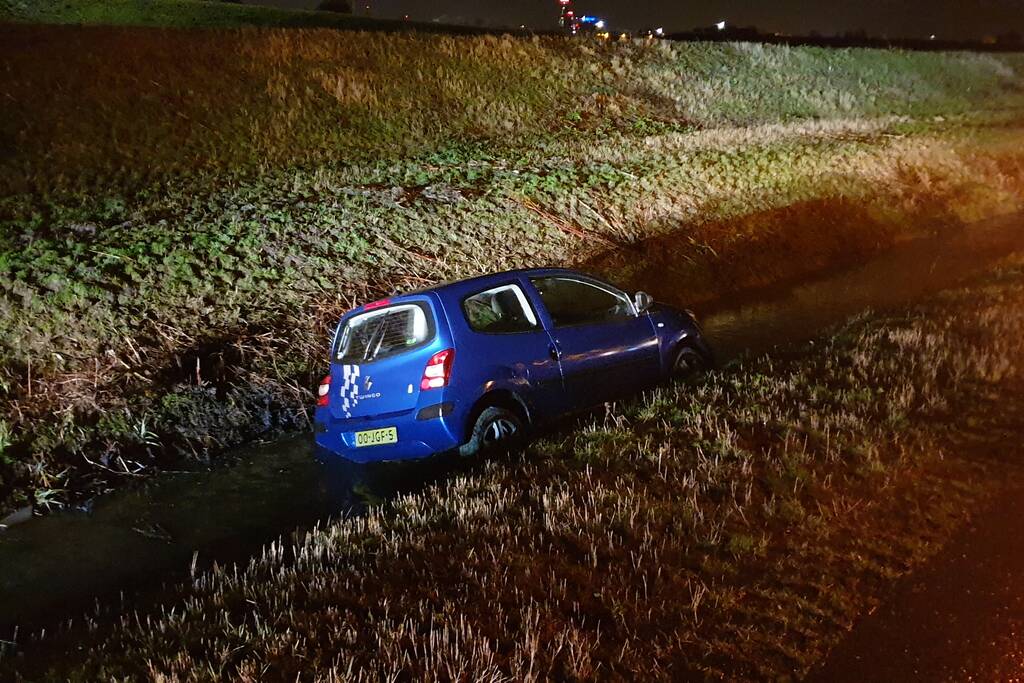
335, 303, 431, 363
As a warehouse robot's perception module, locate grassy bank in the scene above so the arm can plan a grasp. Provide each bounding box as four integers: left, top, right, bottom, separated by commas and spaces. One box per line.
0, 0, 416, 31
4, 28, 1024, 191
7, 255, 1024, 680
2, 26, 1024, 514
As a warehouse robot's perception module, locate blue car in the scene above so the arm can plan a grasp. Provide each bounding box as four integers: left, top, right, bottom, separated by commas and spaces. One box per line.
314, 268, 712, 462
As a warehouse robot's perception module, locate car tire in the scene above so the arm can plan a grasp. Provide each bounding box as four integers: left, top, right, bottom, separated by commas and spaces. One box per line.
670, 345, 709, 381
459, 406, 523, 458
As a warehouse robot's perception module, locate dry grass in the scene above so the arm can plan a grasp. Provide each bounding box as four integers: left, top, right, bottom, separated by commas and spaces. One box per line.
8, 258, 1024, 681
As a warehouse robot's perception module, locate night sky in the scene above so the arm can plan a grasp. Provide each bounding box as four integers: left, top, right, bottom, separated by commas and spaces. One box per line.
254, 0, 1024, 40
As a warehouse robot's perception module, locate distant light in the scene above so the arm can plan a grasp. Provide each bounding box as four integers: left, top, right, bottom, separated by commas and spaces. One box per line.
655, 27, 664, 36
716, 20, 726, 30
929, 34, 937, 40
595, 20, 605, 29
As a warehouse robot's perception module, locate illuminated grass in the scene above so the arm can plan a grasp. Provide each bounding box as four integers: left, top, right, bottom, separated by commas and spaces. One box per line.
2, 27, 1023, 193
1, 25, 1024, 511
8, 257, 1024, 680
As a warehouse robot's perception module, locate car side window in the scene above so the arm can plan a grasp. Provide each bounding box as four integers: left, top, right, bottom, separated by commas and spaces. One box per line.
462, 284, 539, 334
530, 277, 635, 327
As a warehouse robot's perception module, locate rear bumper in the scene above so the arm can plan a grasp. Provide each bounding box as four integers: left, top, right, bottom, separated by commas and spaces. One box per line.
314, 406, 462, 463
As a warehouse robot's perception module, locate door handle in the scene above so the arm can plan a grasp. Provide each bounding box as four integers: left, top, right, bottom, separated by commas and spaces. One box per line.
548, 343, 561, 361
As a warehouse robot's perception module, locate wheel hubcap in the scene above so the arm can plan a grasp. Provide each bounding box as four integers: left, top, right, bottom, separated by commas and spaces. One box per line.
484, 418, 517, 445
675, 351, 702, 378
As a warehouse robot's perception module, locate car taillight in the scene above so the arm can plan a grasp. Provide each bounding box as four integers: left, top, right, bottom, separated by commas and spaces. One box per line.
420, 349, 454, 391
317, 374, 331, 407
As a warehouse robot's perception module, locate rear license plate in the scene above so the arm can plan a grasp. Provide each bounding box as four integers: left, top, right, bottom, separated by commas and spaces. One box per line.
354, 427, 397, 447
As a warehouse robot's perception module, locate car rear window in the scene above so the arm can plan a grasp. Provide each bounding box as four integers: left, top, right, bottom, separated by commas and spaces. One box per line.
335, 303, 433, 363
462, 284, 539, 334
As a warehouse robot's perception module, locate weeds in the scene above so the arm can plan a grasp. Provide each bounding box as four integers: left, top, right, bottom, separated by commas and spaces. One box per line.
0, 421, 10, 462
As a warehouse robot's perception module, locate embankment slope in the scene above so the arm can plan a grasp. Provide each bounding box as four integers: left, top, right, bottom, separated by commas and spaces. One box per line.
1, 27, 1023, 511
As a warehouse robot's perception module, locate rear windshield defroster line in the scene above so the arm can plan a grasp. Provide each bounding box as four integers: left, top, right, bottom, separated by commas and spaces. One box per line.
334, 302, 435, 364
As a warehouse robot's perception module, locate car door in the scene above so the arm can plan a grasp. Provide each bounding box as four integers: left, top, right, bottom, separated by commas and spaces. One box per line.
527, 275, 661, 407
457, 280, 565, 420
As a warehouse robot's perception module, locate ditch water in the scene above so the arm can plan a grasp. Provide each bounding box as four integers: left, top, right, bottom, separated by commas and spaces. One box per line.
1, 214, 1023, 638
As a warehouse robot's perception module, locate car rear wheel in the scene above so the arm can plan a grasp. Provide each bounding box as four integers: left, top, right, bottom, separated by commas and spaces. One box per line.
671, 345, 709, 381
460, 406, 523, 457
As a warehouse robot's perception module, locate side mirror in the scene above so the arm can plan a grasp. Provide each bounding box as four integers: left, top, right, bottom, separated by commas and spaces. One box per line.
634, 291, 654, 313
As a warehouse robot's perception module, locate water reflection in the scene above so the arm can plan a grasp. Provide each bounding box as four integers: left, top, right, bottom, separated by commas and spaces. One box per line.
0, 437, 464, 635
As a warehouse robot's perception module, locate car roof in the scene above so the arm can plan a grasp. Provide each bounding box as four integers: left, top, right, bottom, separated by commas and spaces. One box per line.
395, 267, 596, 300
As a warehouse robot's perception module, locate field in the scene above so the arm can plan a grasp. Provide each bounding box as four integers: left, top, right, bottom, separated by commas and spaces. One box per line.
0, 0, 421, 30
6, 254, 1024, 680
2, 25, 1024, 515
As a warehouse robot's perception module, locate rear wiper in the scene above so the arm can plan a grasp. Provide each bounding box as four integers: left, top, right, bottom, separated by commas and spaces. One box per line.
363, 310, 394, 361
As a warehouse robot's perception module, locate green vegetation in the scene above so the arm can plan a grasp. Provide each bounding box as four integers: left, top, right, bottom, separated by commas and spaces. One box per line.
3, 29, 1024, 191
1, 25, 1024, 514
9, 255, 1024, 680
0, 0, 398, 30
